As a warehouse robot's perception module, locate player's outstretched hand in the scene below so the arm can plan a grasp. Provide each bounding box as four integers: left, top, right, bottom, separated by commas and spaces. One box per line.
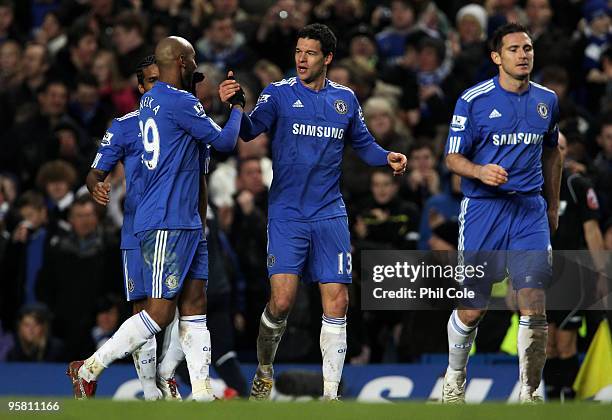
477, 164, 508, 186
92, 181, 111, 206
388, 152, 407, 176
219, 71, 245, 108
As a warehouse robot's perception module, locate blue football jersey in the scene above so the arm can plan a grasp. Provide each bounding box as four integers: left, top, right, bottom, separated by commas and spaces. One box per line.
445, 76, 559, 198
241, 77, 389, 221
91, 110, 143, 249
135, 81, 238, 233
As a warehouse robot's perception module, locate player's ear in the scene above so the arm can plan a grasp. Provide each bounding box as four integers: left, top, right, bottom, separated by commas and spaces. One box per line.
137, 84, 145, 95
324, 52, 333, 66
490, 50, 501, 66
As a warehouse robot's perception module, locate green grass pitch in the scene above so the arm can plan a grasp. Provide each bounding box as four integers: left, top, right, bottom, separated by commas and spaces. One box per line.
1, 398, 610, 420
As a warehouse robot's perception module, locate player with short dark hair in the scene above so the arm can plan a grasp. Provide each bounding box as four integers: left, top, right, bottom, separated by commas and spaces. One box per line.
443, 22, 562, 403
221, 23, 407, 401
67, 37, 242, 401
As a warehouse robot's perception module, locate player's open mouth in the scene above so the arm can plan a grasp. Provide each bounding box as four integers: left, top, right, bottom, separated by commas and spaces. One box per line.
298, 66, 308, 74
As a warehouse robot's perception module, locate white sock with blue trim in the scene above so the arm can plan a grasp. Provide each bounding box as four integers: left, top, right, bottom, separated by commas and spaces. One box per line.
179, 315, 213, 401
320, 315, 347, 399
80, 311, 161, 382
133, 337, 161, 400
447, 310, 478, 372
157, 313, 184, 381
518, 315, 548, 397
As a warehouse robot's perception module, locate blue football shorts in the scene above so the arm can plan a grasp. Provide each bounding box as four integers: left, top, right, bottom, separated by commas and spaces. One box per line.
458, 193, 552, 306
267, 216, 352, 284
139, 229, 208, 299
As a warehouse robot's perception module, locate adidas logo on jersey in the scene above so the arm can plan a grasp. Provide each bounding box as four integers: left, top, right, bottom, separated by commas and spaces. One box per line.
489, 109, 502, 119
292, 99, 304, 108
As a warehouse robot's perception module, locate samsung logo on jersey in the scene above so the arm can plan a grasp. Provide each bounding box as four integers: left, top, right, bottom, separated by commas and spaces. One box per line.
492, 132, 544, 146
292, 124, 344, 140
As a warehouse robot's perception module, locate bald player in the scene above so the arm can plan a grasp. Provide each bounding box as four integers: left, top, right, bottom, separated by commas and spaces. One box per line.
68, 37, 243, 401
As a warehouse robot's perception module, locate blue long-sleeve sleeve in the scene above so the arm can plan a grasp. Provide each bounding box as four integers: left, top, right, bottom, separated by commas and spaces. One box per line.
210, 107, 242, 152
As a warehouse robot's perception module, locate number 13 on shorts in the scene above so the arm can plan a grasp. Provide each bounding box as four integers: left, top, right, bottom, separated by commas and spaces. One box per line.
337, 252, 352, 274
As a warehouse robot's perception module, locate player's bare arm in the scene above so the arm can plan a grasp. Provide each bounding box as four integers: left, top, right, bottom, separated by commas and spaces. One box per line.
85, 168, 111, 206
542, 144, 562, 233
445, 153, 508, 186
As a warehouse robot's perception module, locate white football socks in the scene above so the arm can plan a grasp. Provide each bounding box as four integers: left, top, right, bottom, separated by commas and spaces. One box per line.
179, 315, 213, 401
80, 311, 160, 382
518, 315, 548, 397
157, 313, 184, 381
320, 315, 347, 399
132, 337, 161, 400
447, 310, 478, 372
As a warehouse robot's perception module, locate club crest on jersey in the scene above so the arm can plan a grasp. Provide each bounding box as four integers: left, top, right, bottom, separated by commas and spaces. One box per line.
101, 131, 113, 146
450, 115, 467, 132
334, 99, 348, 115
165, 275, 179, 290
267, 254, 275, 268
127, 278, 135, 293
537, 102, 549, 119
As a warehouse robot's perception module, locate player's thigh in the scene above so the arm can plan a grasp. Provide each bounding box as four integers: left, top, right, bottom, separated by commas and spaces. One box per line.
140, 229, 201, 300
309, 216, 352, 284
122, 248, 147, 303
267, 219, 310, 278
508, 195, 551, 291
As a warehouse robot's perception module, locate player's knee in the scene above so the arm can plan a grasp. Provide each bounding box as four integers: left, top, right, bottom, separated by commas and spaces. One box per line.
457, 309, 485, 327
270, 294, 293, 318
145, 306, 174, 329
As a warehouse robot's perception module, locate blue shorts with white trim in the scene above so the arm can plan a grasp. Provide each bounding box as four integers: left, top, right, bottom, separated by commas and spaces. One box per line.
458, 194, 551, 305
122, 248, 146, 302
139, 229, 208, 300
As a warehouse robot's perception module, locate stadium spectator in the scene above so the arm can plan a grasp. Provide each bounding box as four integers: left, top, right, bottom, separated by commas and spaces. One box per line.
418, 173, 462, 250
0, 0, 22, 45
68, 72, 115, 140
5, 79, 80, 189
112, 11, 152, 79
353, 168, 420, 250
34, 11, 66, 58
6, 303, 65, 362
525, 0, 571, 74
2, 191, 50, 331
195, 14, 255, 73
91, 49, 137, 116
36, 160, 77, 230
449, 4, 488, 91
376, 0, 415, 65
49, 24, 97, 89
5, 42, 50, 128
401, 140, 440, 209
343, 96, 411, 202
256, 0, 309, 72
37, 194, 121, 360
0, 39, 22, 93
581, 0, 611, 74
594, 114, 612, 223
91, 294, 122, 349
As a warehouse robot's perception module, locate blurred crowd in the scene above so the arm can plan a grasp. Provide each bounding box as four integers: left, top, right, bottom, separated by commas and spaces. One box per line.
0, 0, 611, 365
